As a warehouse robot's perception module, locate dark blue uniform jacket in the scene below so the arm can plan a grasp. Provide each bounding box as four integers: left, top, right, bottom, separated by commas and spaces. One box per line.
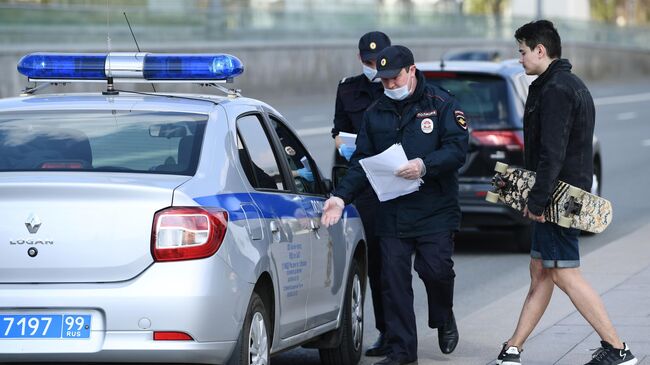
331, 74, 384, 138
334, 70, 469, 238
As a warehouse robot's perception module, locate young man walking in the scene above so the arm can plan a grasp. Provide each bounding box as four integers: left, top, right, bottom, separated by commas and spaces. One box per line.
496, 20, 637, 365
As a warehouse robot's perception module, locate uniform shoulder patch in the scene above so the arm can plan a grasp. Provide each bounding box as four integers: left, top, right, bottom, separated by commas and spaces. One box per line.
454, 110, 468, 130
339, 74, 363, 85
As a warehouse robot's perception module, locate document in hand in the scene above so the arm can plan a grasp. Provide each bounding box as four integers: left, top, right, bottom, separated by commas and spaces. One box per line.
358, 144, 422, 202
338, 132, 357, 147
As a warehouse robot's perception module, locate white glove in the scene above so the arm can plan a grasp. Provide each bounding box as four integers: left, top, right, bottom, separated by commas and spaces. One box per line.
321, 196, 345, 227
395, 158, 426, 180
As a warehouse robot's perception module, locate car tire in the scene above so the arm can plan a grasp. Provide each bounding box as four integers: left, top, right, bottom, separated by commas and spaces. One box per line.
513, 225, 532, 253
319, 259, 363, 365
227, 291, 270, 365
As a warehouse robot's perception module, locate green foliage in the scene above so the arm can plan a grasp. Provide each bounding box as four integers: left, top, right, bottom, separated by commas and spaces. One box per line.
464, 0, 509, 15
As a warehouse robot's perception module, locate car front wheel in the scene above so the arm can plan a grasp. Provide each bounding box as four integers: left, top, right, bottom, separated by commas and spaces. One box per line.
319, 259, 363, 365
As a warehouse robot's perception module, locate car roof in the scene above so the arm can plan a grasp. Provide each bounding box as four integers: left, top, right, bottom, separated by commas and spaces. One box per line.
0, 92, 279, 115
417, 59, 524, 77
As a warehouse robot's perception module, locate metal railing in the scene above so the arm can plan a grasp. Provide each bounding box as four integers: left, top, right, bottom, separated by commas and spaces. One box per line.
1, 3, 649, 50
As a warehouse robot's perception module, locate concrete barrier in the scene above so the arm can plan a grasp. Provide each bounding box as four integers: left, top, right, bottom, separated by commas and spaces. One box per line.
2, 39, 649, 99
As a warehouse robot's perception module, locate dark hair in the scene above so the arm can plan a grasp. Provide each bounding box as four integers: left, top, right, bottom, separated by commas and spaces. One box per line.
514, 20, 562, 59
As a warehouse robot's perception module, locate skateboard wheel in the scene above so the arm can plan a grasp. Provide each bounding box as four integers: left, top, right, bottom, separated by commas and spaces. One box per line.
485, 191, 500, 203
567, 185, 583, 199
494, 162, 508, 174
558, 215, 573, 228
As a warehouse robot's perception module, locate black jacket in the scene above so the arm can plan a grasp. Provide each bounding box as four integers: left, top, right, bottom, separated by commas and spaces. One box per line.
334, 70, 469, 237
331, 74, 384, 138
524, 59, 595, 216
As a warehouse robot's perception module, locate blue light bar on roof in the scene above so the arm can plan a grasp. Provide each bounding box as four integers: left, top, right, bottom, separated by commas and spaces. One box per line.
17, 53, 107, 80
17, 52, 244, 82
144, 54, 243, 80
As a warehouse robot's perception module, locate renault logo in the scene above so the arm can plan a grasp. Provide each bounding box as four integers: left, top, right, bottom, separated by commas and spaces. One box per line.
25, 214, 42, 234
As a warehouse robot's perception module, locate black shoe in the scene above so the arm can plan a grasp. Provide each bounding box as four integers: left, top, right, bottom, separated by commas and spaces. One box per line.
496, 342, 522, 365
372, 356, 418, 365
365, 333, 389, 357
437, 311, 459, 354
584, 341, 637, 365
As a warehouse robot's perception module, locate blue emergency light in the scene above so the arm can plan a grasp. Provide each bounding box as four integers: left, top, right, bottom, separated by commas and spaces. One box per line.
17, 52, 244, 82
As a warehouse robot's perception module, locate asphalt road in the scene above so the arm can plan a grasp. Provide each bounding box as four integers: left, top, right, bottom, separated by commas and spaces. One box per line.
256, 76, 650, 365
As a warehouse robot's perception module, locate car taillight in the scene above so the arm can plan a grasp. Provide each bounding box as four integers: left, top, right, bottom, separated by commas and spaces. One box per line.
423, 71, 458, 78
40, 162, 84, 169
471, 130, 524, 151
151, 207, 228, 262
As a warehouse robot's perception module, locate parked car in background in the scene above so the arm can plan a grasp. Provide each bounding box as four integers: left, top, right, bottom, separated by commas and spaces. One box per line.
442, 48, 503, 62
0, 52, 366, 365
418, 59, 602, 251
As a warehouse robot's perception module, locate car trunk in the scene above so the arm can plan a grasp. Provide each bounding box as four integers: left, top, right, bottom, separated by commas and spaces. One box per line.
0, 173, 190, 283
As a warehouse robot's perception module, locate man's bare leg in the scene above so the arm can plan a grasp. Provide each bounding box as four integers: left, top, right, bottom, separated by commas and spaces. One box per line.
506, 258, 555, 349
551, 267, 624, 349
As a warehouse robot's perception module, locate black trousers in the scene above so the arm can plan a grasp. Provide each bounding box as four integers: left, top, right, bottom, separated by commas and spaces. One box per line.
379, 232, 455, 362
354, 188, 385, 334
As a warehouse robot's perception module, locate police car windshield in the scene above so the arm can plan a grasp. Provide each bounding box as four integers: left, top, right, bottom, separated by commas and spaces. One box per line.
425, 72, 513, 130
0, 110, 206, 175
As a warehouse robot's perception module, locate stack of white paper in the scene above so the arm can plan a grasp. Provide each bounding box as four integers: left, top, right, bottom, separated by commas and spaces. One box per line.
358, 144, 422, 202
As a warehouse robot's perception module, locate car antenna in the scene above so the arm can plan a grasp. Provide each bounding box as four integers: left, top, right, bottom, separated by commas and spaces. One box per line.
124, 12, 156, 92
103, 0, 118, 95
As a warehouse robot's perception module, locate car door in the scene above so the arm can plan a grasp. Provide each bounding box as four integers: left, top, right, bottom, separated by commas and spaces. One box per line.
235, 113, 312, 339
267, 115, 345, 328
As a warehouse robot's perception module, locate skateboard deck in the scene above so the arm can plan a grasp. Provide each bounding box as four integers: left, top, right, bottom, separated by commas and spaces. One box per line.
485, 162, 612, 234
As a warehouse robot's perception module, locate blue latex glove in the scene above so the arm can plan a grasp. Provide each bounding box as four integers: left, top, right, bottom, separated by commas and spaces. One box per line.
338, 144, 356, 161
297, 167, 314, 182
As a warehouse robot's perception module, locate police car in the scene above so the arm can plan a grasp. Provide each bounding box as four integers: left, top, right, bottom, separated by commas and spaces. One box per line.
0, 53, 366, 365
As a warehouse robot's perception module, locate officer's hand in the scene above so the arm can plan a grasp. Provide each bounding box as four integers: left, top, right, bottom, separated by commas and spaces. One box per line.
338, 144, 356, 161
396, 158, 426, 180
321, 196, 345, 227
296, 167, 314, 182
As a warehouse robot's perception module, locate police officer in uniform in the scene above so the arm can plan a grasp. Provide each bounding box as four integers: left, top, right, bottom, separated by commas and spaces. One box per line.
322, 45, 468, 365
331, 30, 391, 357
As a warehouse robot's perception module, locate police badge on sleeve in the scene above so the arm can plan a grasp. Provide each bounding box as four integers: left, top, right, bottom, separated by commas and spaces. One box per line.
454, 110, 468, 130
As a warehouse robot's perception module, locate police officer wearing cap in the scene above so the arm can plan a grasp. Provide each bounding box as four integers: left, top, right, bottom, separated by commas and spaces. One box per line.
322, 45, 468, 365
331, 30, 391, 357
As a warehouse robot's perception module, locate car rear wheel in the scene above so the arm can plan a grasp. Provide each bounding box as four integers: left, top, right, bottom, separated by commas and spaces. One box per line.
319, 259, 363, 365
591, 159, 601, 197
228, 292, 270, 365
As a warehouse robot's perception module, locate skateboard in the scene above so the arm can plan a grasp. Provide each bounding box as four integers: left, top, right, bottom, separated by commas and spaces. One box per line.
485, 162, 612, 234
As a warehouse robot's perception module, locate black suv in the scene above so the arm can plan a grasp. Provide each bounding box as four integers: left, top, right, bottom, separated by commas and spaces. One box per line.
418, 59, 602, 251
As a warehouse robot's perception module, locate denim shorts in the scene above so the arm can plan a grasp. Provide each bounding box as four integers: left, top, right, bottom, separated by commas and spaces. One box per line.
530, 221, 581, 268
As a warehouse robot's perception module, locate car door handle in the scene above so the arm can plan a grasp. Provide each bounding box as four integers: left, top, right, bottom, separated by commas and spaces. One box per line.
270, 221, 280, 234
310, 219, 321, 239
310, 219, 320, 231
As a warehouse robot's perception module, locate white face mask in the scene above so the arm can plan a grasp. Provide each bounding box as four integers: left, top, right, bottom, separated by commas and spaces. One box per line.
362, 64, 380, 82
384, 71, 412, 101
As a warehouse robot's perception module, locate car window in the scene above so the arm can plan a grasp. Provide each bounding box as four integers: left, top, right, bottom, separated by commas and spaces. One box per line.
236, 114, 287, 191
269, 116, 322, 195
0, 110, 206, 175
424, 72, 511, 129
